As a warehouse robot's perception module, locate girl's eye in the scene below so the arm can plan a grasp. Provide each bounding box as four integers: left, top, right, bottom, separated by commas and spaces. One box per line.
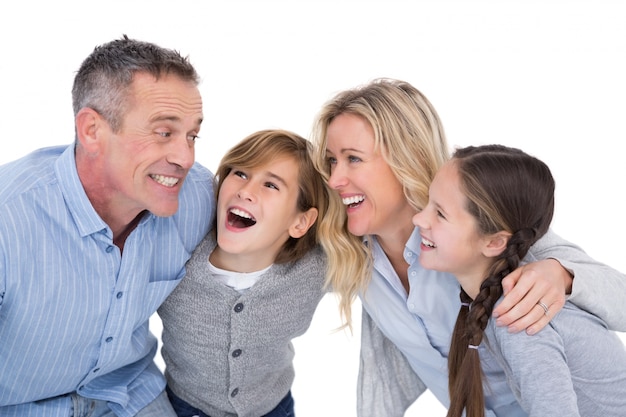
436, 210, 447, 220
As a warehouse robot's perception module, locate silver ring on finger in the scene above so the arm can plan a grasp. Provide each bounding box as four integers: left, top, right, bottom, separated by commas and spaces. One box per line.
537, 300, 549, 316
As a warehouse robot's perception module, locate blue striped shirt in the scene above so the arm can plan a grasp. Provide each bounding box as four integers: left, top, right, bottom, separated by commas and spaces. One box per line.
0, 145, 214, 417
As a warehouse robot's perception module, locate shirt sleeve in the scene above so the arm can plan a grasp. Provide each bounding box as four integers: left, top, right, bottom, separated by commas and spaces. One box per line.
526, 228, 626, 331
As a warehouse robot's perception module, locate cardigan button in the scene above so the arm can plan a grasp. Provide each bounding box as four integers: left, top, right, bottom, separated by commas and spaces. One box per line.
232, 349, 242, 358
234, 303, 244, 313
231, 388, 239, 397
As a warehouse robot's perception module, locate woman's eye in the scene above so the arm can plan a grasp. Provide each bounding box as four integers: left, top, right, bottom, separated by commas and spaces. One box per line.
348, 155, 361, 163
327, 156, 337, 165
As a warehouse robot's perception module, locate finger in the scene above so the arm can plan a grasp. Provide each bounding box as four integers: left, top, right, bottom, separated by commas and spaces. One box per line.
524, 306, 553, 335
495, 279, 548, 328
493, 269, 526, 319
499, 267, 522, 297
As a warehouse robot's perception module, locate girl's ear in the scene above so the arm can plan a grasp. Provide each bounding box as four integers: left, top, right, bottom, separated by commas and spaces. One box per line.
481, 231, 512, 258
288, 207, 318, 239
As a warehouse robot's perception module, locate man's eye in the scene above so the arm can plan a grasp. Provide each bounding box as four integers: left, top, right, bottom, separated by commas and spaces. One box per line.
188, 134, 199, 142
158, 132, 172, 138
233, 170, 247, 179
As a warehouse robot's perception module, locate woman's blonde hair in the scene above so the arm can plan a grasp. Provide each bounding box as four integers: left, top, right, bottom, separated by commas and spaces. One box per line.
311, 78, 450, 326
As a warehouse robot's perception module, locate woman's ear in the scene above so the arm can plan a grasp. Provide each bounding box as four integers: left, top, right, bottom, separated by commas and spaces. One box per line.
289, 207, 319, 239
481, 231, 512, 258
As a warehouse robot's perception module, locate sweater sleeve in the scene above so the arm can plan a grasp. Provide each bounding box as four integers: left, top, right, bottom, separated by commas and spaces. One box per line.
357, 308, 426, 417
526, 228, 626, 331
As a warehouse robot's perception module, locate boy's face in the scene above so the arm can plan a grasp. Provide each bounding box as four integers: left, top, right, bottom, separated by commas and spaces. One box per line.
214, 155, 308, 271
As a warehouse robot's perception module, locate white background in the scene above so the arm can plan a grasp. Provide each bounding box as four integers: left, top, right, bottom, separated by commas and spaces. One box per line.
1, 1, 625, 415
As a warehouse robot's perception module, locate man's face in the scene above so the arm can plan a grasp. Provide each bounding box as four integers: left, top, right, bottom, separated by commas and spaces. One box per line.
98, 72, 203, 219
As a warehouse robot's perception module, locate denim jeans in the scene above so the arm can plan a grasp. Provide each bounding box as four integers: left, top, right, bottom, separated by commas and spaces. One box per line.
166, 386, 295, 417
70, 390, 176, 417
0, 390, 176, 417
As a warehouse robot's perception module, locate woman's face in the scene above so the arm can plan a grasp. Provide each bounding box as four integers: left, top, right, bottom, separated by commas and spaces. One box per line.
324, 113, 414, 239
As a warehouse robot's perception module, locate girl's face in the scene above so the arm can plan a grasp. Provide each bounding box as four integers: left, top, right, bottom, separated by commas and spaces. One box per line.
215, 155, 316, 271
411, 161, 492, 285
325, 113, 414, 239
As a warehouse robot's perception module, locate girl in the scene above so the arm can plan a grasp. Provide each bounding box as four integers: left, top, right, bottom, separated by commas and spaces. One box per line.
158, 129, 329, 417
412, 144, 626, 416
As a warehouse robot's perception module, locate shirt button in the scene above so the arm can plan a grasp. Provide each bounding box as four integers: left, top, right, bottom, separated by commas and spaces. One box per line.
230, 388, 239, 397
93, 368, 100, 373
234, 303, 244, 313
105, 337, 113, 343
232, 349, 242, 358
116, 292, 123, 299
106, 246, 114, 253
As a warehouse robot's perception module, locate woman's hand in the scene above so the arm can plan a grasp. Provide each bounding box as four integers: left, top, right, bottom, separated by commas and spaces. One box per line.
492, 259, 573, 335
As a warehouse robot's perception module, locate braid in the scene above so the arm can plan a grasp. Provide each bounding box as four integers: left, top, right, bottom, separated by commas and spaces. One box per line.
448, 230, 531, 417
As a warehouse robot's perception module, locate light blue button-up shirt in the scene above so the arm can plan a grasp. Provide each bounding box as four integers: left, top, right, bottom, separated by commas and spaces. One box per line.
360, 227, 526, 416
0, 145, 214, 417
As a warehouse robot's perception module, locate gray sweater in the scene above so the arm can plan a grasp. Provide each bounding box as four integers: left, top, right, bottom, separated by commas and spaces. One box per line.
158, 233, 327, 417
485, 300, 626, 416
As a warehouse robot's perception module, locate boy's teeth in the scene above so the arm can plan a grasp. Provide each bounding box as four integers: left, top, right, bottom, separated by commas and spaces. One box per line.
230, 208, 252, 219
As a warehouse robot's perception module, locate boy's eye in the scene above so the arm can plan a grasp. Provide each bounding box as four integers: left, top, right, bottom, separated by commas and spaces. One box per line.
265, 182, 279, 191
233, 170, 247, 180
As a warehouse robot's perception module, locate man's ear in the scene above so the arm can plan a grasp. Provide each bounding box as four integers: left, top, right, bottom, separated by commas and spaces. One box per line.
288, 207, 319, 239
482, 231, 511, 258
75, 107, 105, 154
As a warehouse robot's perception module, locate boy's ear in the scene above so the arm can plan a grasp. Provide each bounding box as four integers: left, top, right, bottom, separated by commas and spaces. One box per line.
289, 207, 318, 239
481, 231, 511, 258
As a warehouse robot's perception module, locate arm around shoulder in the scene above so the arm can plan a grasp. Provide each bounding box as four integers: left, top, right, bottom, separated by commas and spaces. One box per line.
529, 229, 626, 331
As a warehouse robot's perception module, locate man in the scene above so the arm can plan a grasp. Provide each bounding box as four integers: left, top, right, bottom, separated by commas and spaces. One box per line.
0, 35, 214, 416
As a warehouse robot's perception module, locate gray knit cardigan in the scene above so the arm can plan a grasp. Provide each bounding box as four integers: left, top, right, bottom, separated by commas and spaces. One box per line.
158, 232, 327, 417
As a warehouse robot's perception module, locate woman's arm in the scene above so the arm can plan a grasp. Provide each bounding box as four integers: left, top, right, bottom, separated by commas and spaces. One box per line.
493, 228, 626, 333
